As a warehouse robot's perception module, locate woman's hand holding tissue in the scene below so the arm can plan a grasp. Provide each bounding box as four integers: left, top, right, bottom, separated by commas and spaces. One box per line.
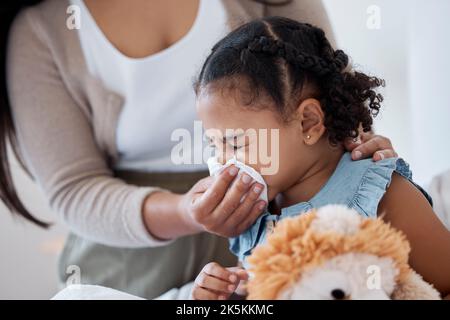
141, 164, 266, 241
177, 165, 267, 238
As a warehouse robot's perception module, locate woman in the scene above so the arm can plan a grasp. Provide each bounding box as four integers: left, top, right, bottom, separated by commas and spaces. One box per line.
1, 0, 400, 298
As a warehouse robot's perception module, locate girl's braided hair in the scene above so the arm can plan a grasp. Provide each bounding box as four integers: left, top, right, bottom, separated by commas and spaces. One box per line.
195, 16, 385, 144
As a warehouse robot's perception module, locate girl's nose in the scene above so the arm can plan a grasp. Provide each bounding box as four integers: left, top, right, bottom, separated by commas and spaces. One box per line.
217, 148, 236, 165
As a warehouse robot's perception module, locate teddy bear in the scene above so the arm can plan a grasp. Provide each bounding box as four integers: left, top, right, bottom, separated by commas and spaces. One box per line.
246, 205, 440, 300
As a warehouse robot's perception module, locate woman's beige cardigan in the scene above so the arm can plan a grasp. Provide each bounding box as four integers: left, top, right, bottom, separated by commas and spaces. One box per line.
6, 0, 335, 247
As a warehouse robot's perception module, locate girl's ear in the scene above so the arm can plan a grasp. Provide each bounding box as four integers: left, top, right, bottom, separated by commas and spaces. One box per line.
296, 98, 326, 145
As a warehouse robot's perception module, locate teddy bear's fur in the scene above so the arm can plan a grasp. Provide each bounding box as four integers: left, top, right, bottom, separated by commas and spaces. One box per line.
246, 205, 440, 300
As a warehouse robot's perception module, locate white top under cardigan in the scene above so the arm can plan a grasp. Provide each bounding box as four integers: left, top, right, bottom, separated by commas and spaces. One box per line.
72, 0, 229, 172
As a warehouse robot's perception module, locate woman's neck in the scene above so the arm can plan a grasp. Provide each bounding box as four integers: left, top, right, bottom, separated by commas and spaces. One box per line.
271, 146, 344, 214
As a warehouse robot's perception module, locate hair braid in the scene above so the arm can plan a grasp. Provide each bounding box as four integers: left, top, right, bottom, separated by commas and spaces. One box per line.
196, 17, 385, 145
242, 35, 348, 78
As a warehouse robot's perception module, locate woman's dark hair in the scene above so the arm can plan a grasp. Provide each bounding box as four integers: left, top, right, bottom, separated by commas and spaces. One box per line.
1, 0, 49, 227
195, 16, 385, 145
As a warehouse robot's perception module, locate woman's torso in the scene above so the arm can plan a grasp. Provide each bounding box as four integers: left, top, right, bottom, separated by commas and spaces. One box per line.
72, 0, 229, 172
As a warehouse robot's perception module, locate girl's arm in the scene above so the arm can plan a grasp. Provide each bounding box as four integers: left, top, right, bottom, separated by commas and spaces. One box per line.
379, 173, 450, 296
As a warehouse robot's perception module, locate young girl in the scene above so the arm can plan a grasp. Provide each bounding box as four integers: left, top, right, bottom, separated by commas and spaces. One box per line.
190, 17, 450, 299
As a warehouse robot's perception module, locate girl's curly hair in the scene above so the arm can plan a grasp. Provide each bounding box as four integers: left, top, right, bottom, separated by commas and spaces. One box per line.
195, 16, 385, 145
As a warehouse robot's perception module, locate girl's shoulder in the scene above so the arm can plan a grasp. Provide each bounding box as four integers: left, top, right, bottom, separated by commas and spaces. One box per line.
336, 151, 412, 182
316, 152, 413, 218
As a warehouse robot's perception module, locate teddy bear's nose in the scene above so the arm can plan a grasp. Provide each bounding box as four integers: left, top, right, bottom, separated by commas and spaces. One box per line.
331, 289, 346, 300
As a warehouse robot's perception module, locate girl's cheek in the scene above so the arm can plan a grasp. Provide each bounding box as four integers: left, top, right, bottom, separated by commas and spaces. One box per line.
234, 149, 249, 163
217, 147, 235, 163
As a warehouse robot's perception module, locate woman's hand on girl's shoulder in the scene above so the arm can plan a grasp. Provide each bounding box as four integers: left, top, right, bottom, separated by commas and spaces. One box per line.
345, 132, 397, 162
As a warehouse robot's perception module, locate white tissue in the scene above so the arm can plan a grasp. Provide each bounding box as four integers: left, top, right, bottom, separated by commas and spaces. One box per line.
206, 156, 268, 204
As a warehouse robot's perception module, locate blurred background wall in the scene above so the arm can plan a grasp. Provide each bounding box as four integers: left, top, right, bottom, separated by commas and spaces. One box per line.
325, 0, 450, 187
0, 149, 67, 299
1, 0, 449, 299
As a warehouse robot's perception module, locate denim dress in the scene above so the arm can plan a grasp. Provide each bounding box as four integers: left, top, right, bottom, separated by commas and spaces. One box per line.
230, 152, 418, 267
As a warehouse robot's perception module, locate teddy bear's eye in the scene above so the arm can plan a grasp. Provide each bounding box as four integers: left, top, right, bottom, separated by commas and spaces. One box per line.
331, 288, 346, 300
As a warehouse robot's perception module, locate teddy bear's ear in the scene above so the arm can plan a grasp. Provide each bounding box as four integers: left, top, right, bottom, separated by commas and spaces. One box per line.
391, 270, 441, 300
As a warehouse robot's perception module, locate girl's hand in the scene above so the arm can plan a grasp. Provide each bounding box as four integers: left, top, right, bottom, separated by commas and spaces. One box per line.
344, 132, 397, 161
191, 262, 248, 300
178, 165, 266, 238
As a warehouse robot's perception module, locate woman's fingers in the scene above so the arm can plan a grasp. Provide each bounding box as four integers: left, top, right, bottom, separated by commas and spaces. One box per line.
343, 135, 362, 151
235, 200, 267, 235
210, 173, 256, 224
351, 135, 395, 161
194, 166, 239, 215
344, 131, 398, 162
373, 149, 398, 161
190, 176, 215, 194
188, 167, 266, 237
223, 183, 265, 235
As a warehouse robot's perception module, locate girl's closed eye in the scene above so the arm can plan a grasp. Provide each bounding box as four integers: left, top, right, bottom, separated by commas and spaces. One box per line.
205, 136, 220, 150
229, 134, 252, 153
230, 143, 248, 151
208, 135, 249, 152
